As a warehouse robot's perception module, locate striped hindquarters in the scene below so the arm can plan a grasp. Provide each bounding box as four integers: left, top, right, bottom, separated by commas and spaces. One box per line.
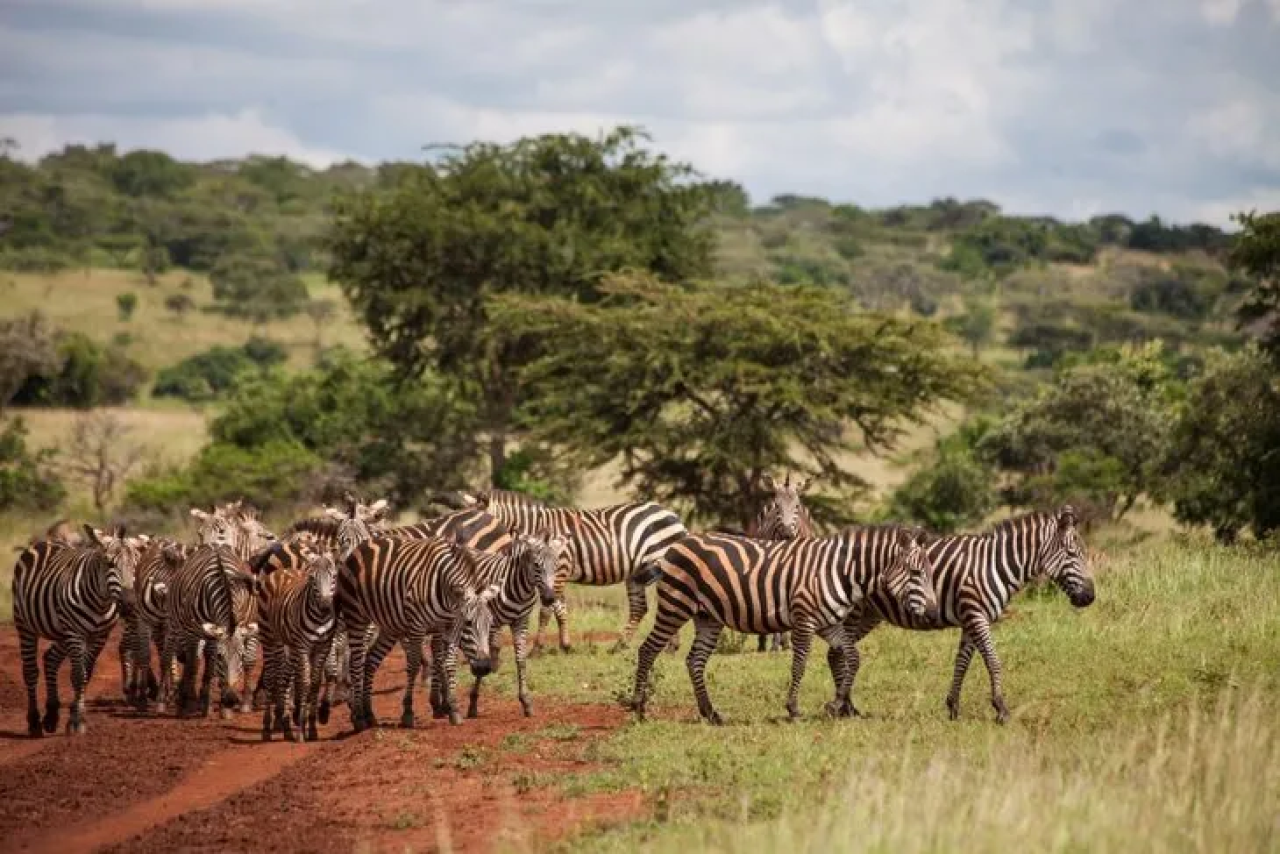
13, 542, 123, 641
387, 507, 514, 555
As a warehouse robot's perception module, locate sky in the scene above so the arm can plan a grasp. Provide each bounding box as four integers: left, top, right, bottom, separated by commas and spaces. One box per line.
1, 0, 1278, 226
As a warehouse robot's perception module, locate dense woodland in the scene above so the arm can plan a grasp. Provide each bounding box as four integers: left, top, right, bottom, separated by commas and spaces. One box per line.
1, 130, 1277, 542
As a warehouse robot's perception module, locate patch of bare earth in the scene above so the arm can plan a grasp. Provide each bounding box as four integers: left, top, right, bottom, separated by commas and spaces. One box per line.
0, 627, 646, 854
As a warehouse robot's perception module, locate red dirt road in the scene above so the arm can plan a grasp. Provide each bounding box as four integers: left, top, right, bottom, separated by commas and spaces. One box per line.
0, 627, 645, 853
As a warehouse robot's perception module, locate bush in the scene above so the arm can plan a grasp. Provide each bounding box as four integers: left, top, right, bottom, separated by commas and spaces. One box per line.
1129, 267, 1221, 321
888, 439, 996, 533
116, 291, 138, 321
152, 341, 282, 401
0, 417, 66, 512
123, 439, 323, 516
11, 332, 148, 408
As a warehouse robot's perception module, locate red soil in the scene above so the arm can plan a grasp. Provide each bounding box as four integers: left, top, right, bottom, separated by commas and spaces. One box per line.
0, 626, 646, 853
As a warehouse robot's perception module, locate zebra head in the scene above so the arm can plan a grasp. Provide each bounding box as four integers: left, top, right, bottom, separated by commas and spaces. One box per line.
759, 472, 813, 539
515, 530, 568, 608
456, 583, 503, 678
82, 524, 148, 607
192, 504, 276, 560
1040, 505, 1096, 608
323, 493, 390, 560
883, 527, 939, 624
307, 553, 338, 607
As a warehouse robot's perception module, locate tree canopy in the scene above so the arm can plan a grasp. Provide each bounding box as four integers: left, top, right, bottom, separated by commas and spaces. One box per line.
489, 271, 985, 528
325, 126, 717, 480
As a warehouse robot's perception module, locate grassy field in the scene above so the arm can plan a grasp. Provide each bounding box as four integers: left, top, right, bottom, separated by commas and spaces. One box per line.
1, 268, 367, 373
476, 536, 1279, 852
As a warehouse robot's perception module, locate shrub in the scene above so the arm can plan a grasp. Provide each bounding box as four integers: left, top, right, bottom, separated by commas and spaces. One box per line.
123, 439, 324, 516
116, 291, 138, 321
0, 417, 66, 512
152, 342, 282, 401
888, 439, 996, 533
11, 332, 148, 408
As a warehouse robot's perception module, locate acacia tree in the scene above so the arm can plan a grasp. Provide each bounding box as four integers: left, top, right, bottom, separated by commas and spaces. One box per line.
489, 272, 984, 528
64, 411, 144, 515
326, 126, 716, 482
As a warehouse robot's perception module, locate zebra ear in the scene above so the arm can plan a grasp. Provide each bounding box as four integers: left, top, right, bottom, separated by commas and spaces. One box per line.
324, 506, 346, 521
1058, 505, 1077, 530
760, 474, 777, 493
82, 524, 104, 546
797, 473, 816, 492
368, 499, 389, 520
190, 508, 210, 521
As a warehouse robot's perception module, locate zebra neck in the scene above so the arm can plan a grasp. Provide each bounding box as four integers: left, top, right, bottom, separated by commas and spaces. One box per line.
77, 555, 116, 615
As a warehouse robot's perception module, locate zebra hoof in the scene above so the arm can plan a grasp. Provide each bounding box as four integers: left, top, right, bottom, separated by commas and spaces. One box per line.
240, 703, 252, 715
27, 712, 42, 738
448, 711, 463, 726
42, 711, 59, 734
519, 699, 533, 718
66, 719, 86, 736
399, 711, 415, 729
703, 711, 724, 727
307, 724, 319, 742
262, 729, 272, 742
946, 697, 961, 721
220, 707, 234, 721
993, 700, 1010, 725
318, 701, 331, 725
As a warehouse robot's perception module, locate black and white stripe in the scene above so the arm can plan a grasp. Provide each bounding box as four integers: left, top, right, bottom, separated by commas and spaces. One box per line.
459, 532, 566, 719
745, 472, 817, 653
258, 553, 339, 742
155, 543, 257, 719
629, 525, 937, 724
120, 538, 188, 708
844, 506, 1095, 723
465, 490, 688, 651
337, 535, 502, 732
13, 527, 146, 736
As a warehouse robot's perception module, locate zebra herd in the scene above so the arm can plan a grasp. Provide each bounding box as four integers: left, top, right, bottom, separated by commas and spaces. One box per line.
10, 478, 1096, 740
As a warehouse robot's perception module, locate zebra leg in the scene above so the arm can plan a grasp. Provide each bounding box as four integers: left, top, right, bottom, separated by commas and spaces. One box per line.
466, 628, 500, 720
41, 642, 68, 734
19, 629, 41, 737
512, 619, 533, 718
784, 620, 816, 721
147, 628, 164, 702
612, 578, 650, 653
65, 637, 90, 735
817, 624, 855, 718
156, 630, 177, 715
343, 619, 372, 733
686, 614, 726, 725
287, 649, 307, 742
261, 642, 279, 741
199, 638, 218, 718
360, 629, 397, 729
430, 635, 464, 726
399, 634, 424, 729
429, 636, 448, 720
839, 613, 880, 717
304, 639, 331, 742
757, 634, 768, 653
945, 633, 978, 721
629, 591, 691, 720
964, 618, 1009, 724
130, 619, 154, 709
120, 619, 136, 704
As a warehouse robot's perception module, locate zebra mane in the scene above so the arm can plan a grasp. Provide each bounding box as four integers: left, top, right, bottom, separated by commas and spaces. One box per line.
983, 510, 1059, 538
283, 517, 343, 540
474, 488, 551, 508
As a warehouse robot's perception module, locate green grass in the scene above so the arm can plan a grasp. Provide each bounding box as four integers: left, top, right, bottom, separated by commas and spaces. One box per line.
2, 268, 367, 373
476, 538, 1280, 852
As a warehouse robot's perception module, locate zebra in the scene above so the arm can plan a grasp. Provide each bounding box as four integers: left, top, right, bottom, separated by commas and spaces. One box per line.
842, 506, 1096, 724
155, 542, 258, 718
185, 503, 275, 711
337, 534, 502, 732
459, 531, 567, 719
281, 495, 392, 555
744, 472, 817, 653
461, 489, 687, 652
258, 552, 339, 742
13, 526, 148, 736
628, 525, 938, 725
120, 538, 189, 708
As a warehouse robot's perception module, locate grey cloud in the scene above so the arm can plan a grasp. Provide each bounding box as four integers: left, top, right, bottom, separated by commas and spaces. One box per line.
1, 0, 1277, 224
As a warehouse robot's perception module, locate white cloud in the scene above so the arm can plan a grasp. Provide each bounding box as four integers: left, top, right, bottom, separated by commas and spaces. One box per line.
0, 109, 349, 167
0, 0, 1275, 223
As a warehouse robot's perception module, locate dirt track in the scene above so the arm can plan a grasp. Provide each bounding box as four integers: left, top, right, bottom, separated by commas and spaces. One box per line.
0, 627, 644, 853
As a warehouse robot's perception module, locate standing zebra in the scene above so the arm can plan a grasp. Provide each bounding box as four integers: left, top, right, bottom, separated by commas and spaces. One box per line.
120, 538, 188, 708
463, 489, 687, 652
337, 535, 502, 732
258, 553, 339, 742
13, 526, 148, 736
745, 472, 817, 653
843, 506, 1096, 724
156, 543, 258, 718
628, 525, 937, 724
459, 531, 567, 719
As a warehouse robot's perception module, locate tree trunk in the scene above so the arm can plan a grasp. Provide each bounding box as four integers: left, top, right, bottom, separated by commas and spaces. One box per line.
488, 432, 506, 487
